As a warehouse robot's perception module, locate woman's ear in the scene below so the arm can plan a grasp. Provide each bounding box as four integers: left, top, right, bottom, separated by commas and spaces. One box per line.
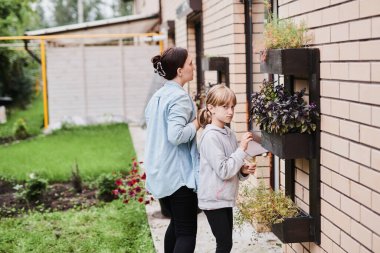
177, 68, 182, 77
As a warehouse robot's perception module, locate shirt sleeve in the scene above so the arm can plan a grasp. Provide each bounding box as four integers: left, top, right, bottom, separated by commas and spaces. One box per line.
201, 132, 247, 180
167, 93, 196, 146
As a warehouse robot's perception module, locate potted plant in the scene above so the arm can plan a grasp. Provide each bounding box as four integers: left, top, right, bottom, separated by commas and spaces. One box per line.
236, 181, 314, 243
250, 80, 319, 159
259, 1, 313, 77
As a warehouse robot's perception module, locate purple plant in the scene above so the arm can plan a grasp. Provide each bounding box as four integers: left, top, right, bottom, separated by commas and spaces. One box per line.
250, 80, 319, 135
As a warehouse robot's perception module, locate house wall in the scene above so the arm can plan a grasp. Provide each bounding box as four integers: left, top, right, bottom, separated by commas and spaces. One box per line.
276, 0, 380, 253
46, 44, 160, 128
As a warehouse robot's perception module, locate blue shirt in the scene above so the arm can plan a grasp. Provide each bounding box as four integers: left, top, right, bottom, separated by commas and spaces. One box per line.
144, 80, 199, 199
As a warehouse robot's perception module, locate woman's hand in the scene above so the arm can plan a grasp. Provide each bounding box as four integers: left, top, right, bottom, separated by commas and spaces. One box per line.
239, 132, 253, 151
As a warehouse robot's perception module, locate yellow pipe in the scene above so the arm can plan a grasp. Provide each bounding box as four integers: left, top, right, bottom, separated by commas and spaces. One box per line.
159, 34, 164, 53
40, 39, 49, 128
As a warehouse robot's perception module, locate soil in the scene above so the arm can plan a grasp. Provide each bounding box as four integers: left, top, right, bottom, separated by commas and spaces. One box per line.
0, 179, 100, 218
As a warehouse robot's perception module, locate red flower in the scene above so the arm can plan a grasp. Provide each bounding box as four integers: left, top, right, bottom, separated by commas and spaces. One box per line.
145, 200, 150, 205
135, 186, 141, 193
123, 199, 129, 204
115, 179, 123, 186
112, 189, 119, 195
119, 188, 126, 194
133, 161, 138, 167
141, 173, 146, 180
138, 197, 143, 203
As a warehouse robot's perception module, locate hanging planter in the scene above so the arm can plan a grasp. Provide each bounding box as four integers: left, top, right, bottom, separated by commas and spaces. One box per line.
260, 48, 312, 77
271, 210, 315, 243
261, 132, 314, 159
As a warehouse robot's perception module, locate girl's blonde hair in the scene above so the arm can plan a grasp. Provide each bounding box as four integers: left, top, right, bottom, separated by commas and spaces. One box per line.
197, 84, 237, 128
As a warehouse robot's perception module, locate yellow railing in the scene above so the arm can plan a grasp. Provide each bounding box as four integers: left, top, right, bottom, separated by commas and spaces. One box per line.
0, 33, 165, 128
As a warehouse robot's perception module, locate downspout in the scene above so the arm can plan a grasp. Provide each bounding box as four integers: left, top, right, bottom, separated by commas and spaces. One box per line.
23, 40, 41, 64
243, 0, 253, 130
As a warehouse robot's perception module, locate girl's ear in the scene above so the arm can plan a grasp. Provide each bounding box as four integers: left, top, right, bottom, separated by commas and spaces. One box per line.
208, 104, 215, 114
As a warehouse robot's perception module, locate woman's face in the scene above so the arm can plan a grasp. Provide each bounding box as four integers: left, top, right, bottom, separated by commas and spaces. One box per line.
179, 55, 194, 83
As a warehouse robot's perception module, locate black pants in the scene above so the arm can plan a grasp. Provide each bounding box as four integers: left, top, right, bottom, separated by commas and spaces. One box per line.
160, 186, 198, 253
203, 207, 233, 253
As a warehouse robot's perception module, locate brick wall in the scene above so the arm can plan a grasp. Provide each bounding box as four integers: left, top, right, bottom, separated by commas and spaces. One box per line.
276, 0, 380, 252
46, 45, 159, 127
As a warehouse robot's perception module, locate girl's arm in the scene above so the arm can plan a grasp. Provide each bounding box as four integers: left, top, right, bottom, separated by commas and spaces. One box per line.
167, 94, 197, 146
202, 132, 247, 180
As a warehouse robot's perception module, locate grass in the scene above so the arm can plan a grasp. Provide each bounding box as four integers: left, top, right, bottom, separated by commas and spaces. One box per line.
0, 200, 155, 253
0, 123, 136, 182
0, 94, 44, 138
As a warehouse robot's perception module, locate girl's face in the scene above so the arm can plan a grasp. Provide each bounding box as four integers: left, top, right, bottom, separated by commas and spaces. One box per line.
208, 101, 235, 128
178, 55, 194, 84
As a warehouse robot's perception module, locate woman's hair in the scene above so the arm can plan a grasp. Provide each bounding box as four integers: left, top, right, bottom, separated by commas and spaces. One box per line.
151, 47, 188, 80
198, 84, 237, 128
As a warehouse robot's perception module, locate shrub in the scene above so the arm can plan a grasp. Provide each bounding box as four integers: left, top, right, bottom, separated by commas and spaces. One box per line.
250, 80, 319, 135
14, 173, 48, 202
13, 118, 30, 139
71, 161, 83, 193
96, 172, 120, 202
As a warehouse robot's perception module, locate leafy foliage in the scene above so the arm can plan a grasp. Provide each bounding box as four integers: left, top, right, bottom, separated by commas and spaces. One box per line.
12, 118, 30, 140
96, 172, 121, 202
0, 0, 40, 107
250, 80, 319, 135
262, 0, 311, 50
236, 181, 299, 229
14, 173, 48, 202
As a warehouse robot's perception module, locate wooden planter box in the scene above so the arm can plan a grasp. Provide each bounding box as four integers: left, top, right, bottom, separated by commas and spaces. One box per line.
260, 48, 311, 77
261, 132, 314, 159
271, 211, 314, 243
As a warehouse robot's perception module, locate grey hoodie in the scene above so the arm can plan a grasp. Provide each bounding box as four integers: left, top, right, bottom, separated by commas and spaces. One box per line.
198, 124, 249, 210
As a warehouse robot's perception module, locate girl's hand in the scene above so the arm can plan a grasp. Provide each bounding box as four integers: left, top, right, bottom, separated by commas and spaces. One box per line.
241, 163, 256, 175
239, 132, 253, 151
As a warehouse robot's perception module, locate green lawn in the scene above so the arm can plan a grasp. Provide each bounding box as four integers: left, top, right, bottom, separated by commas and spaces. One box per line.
0, 94, 44, 138
0, 123, 136, 182
0, 201, 155, 253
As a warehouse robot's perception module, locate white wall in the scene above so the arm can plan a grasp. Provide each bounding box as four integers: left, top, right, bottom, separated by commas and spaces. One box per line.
46, 45, 160, 128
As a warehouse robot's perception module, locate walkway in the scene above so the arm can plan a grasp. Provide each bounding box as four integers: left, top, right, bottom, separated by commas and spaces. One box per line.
129, 125, 282, 253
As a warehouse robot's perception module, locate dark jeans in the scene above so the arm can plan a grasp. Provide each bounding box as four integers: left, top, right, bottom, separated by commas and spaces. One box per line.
203, 207, 233, 253
160, 186, 198, 253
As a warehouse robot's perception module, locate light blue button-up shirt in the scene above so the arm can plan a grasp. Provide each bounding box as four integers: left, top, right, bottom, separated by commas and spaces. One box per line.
144, 80, 199, 199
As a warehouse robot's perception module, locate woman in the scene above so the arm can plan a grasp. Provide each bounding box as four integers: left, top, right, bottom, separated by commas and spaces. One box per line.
144, 47, 200, 253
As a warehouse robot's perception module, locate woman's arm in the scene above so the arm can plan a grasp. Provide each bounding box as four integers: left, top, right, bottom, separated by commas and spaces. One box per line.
167, 94, 197, 146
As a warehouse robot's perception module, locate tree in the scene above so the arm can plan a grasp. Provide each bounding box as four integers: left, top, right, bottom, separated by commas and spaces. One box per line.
0, 0, 40, 108
50, 0, 105, 27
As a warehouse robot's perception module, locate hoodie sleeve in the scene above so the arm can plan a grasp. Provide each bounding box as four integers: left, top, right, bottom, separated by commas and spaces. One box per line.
201, 132, 247, 180
167, 93, 196, 146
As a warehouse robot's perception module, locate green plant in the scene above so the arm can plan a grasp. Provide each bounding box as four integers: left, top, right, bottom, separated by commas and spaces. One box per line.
259, 0, 312, 60
14, 173, 48, 202
113, 159, 152, 205
71, 161, 83, 193
250, 80, 319, 135
12, 118, 30, 139
96, 172, 121, 202
236, 181, 299, 230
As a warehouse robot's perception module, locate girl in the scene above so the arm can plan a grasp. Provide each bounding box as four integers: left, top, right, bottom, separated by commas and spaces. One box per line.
197, 84, 256, 253
145, 47, 200, 253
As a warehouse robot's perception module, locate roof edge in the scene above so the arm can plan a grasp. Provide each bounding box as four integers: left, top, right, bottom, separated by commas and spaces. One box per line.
25, 12, 159, 36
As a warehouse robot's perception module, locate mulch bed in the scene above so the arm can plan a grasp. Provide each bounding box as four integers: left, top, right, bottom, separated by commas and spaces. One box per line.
0, 179, 100, 218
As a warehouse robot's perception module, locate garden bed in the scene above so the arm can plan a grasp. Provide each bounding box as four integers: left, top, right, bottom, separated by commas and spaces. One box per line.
0, 179, 99, 218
